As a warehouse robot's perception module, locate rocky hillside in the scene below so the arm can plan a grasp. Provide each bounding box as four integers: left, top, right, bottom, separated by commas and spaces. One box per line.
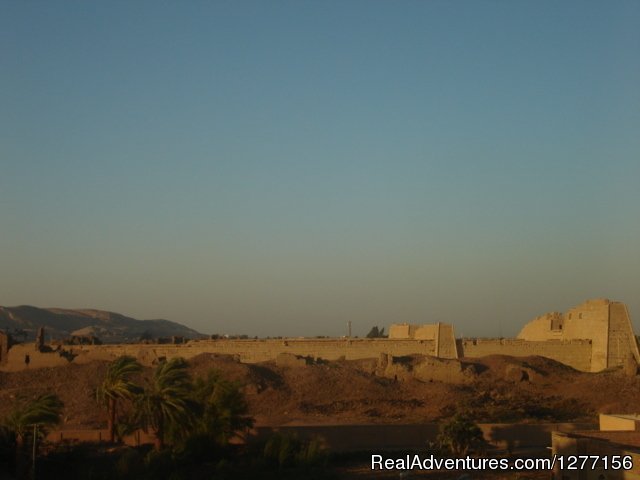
0, 305, 202, 343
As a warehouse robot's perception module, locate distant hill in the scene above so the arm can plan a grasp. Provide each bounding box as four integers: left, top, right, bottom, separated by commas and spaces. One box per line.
0, 305, 203, 343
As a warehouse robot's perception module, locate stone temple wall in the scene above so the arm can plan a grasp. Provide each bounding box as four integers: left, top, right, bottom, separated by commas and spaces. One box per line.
457, 338, 594, 372
0, 299, 636, 374
0, 338, 438, 372
607, 302, 640, 367
516, 299, 639, 372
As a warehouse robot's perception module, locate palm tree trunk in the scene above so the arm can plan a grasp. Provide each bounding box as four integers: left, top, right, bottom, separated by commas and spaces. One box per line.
108, 398, 116, 443
15, 433, 26, 478
154, 417, 164, 450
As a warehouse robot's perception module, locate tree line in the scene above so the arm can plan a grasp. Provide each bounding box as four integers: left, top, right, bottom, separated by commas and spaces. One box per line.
1, 355, 254, 478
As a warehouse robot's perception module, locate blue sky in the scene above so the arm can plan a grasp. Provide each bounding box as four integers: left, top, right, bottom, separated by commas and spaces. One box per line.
1, 1, 639, 337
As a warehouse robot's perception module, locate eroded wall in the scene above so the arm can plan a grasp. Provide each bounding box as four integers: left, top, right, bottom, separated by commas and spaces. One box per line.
517, 299, 639, 371
564, 299, 610, 371
608, 302, 640, 366
0, 338, 438, 371
516, 313, 564, 341
0, 336, 594, 372
388, 322, 458, 359
458, 338, 593, 372
2, 299, 636, 374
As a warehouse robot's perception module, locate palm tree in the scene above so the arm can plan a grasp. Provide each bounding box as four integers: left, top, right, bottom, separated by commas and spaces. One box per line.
135, 357, 194, 450
3, 393, 63, 476
96, 355, 142, 443
192, 370, 254, 444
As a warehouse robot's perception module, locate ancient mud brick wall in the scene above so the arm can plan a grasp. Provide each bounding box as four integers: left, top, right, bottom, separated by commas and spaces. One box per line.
0, 338, 439, 371
0, 336, 595, 372
435, 323, 458, 359
1, 344, 72, 371
515, 299, 639, 371
563, 300, 610, 371
458, 338, 593, 372
607, 302, 640, 366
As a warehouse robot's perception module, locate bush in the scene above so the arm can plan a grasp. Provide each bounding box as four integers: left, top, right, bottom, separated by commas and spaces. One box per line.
115, 448, 145, 479
263, 433, 327, 470
144, 448, 175, 479
437, 413, 486, 456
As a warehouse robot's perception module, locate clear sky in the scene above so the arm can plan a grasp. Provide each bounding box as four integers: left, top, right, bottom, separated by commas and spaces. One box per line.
1, 1, 639, 337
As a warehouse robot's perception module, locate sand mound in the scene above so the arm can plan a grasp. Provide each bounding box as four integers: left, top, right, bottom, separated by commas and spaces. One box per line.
1, 353, 638, 429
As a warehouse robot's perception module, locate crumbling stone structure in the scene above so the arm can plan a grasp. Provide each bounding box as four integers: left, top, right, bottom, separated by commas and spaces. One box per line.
388, 322, 459, 359
0, 330, 10, 365
63, 335, 102, 346
377, 353, 475, 384
515, 299, 640, 371
35, 326, 45, 351
388, 299, 639, 373
0, 299, 637, 374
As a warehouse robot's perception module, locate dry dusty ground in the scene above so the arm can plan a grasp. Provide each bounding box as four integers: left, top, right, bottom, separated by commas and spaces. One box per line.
1, 353, 639, 429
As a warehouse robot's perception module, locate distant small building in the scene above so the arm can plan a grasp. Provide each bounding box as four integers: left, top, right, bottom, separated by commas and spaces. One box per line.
552, 414, 640, 479
599, 414, 640, 432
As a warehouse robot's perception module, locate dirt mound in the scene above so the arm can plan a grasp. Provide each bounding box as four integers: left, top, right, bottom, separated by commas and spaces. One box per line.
377, 354, 477, 384
470, 354, 578, 377
1, 353, 639, 429
0, 362, 110, 428
255, 359, 438, 425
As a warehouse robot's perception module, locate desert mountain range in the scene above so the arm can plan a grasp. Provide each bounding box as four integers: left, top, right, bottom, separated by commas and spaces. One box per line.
0, 305, 202, 343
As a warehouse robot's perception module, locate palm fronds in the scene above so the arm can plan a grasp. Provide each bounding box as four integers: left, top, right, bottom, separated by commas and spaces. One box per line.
4, 393, 63, 437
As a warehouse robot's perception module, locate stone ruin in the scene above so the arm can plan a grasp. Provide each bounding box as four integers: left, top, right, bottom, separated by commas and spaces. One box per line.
0, 330, 10, 365
376, 352, 476, 384
35, 326, 45, 351
63, 335, 102, 346
0, 299, 638, 375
